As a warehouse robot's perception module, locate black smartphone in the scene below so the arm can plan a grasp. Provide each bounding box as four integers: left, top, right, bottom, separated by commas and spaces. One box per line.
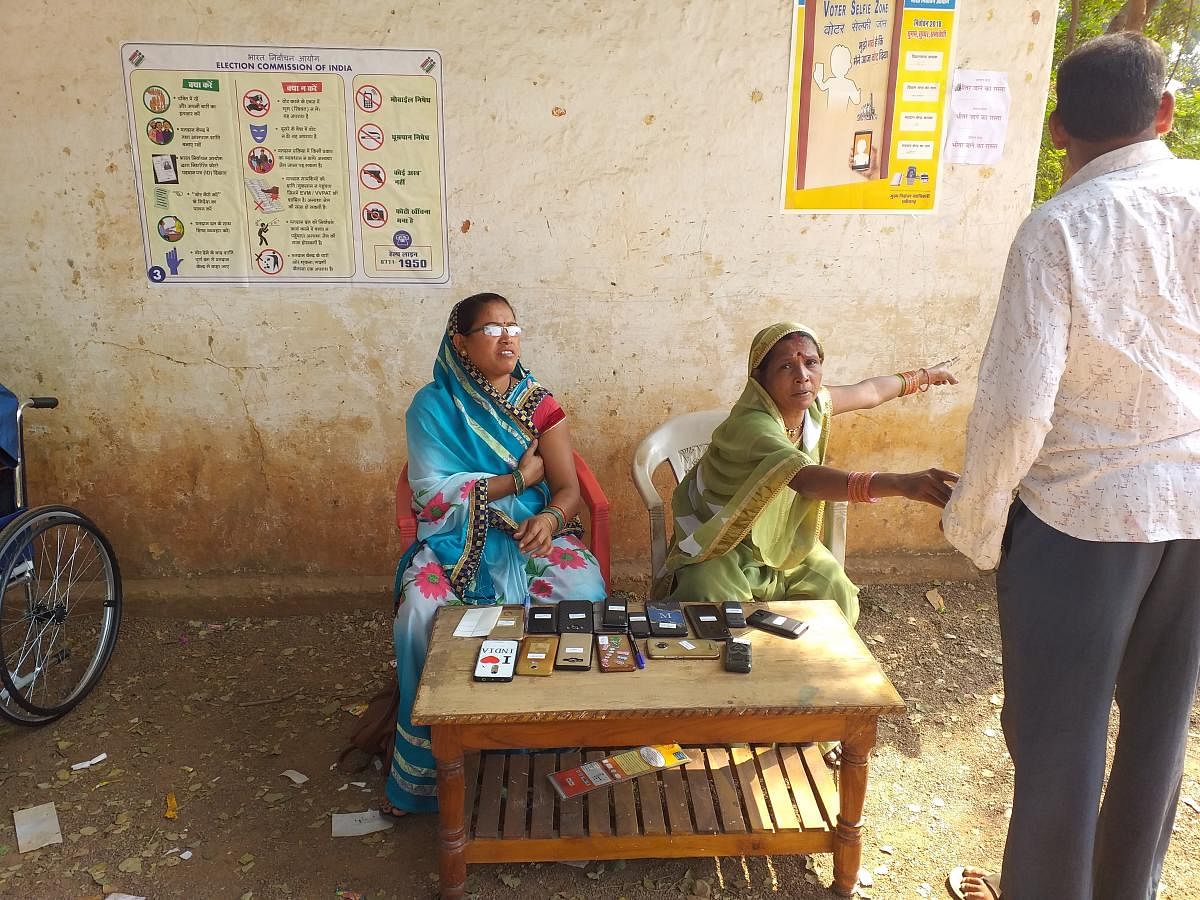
722, 601, 747, 629
526, 606, 557, 635
725, 639, 752, 673
646, 600, 688, 637
593, 606, 626, 634
556, 600, 594, 634
602, 596, 629, 629
746, 608, 808, 639
627, 607, 651, 639
685, 603, 732, 641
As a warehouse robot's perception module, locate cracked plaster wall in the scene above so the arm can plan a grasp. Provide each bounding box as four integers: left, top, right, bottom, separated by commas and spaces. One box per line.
0, 2, 1057, 581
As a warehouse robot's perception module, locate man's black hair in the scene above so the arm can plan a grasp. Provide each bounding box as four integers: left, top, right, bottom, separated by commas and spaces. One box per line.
1056, 32, 1166, 142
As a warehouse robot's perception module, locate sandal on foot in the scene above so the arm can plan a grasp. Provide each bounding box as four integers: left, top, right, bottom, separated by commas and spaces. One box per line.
946, 866, 1000, 900
377, 804, 409, 822
822, 746, 842, 769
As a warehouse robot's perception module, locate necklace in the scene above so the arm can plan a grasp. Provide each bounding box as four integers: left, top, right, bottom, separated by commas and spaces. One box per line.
785, 424, 803, 443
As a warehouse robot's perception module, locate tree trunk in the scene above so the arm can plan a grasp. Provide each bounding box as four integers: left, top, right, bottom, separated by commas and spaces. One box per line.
1107, 0, 1162, 33
1066, 0, 1081, 51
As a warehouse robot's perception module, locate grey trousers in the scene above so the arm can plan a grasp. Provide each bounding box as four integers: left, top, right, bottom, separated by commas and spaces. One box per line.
996, 501, 1200, 900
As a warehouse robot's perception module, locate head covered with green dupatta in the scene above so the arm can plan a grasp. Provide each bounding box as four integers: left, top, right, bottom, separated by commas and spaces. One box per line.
666, 323, 832, 577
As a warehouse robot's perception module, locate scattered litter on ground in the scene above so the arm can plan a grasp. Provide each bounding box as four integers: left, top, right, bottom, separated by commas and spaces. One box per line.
281, 769, 309, 785
71, 752, 108, 770
926, 589, 945, 612
331, 810, 393, 837
13, 802, 62, 853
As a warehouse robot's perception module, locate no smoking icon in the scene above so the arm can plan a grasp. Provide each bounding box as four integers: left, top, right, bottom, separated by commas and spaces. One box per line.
357, 123, 384, 151
359, 163, 387, 189
356, 84, 382, 112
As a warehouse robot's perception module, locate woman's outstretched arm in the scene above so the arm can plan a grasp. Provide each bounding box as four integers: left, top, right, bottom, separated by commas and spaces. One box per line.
827, 359, 958, 415
790, 464, 959, 508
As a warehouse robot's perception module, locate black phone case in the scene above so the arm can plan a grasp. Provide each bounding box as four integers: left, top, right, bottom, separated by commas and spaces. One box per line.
646, 600, 688, 637
602, 597, 629, 629
746, 608, 807, 639
526, 606, 557, 635
725, 640, 752, 673
593, 607, 626, 634
556, 600, 594, 634
722, 601, 747, 629
685, 603, 732, 640
627, 610, 651, 639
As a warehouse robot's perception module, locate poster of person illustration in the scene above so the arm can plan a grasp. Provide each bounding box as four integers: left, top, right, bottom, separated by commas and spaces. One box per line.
797, 2, 902, 191
781, 0, 959, 214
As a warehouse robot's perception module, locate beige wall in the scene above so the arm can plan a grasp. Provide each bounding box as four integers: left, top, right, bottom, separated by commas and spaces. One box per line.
0, 1, 1058, 585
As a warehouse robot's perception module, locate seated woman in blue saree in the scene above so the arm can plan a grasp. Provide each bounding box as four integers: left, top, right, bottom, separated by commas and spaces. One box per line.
384, 293, 606, 815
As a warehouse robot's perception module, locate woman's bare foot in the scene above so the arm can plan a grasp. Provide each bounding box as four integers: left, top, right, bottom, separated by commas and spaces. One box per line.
378, 804, 409, 821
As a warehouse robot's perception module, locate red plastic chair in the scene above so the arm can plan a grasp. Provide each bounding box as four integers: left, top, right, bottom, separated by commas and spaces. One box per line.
395, 450, 611, 588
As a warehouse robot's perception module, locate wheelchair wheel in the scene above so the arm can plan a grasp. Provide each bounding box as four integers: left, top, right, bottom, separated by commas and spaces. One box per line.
0, 505, 122, 722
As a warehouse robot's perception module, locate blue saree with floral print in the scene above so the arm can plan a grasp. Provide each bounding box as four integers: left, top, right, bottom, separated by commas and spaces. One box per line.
385, 309, 605, 813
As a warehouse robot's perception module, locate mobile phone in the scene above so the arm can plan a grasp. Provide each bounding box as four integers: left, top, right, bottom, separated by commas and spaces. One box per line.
593, 606, 626, 634
557, 600, 594, 634
627, 605, 651, 639
516, 636, 558, 676
489, 611, 525, 640
646, 638, 723, 660
554, 636, 594, 671
685, 603, 732, 641
725, 638, 752, 673
596, 634, 637, 672
722, 601, 747, 629
602, 596, 629, 630
746, 608, 808, 639
526, 606, 557, 635
473, 640, 518, 682
851, 130, 874, 171
646, 600, 688, 637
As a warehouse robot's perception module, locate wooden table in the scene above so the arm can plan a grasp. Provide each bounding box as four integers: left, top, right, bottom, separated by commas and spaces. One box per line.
412, 600, 904, 898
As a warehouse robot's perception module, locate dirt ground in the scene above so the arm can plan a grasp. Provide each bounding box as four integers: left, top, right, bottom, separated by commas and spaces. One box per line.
1, 579, 1198, 900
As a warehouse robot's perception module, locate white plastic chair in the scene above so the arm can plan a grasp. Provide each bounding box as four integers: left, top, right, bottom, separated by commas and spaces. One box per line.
632, 409, 848, 597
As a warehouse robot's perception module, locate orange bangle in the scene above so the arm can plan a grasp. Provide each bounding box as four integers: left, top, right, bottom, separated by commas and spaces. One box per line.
847, 471, 878, 503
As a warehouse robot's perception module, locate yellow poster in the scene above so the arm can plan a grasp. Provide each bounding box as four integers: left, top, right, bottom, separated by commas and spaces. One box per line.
122, 43, 449, 285
781, 0, 958, 214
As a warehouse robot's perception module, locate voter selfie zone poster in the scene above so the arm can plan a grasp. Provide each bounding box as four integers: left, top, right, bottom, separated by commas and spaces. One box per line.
782, 0, 959, 214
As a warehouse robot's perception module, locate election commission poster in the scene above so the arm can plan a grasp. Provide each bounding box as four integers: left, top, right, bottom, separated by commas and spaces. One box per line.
781, 0, 959, 214
122, 43, 449, 285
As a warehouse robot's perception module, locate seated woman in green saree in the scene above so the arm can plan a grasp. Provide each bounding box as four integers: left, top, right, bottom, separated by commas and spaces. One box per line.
666, 322, 959, 627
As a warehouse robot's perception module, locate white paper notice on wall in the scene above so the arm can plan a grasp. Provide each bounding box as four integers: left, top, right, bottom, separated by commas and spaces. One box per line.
944, 70, 1011, 165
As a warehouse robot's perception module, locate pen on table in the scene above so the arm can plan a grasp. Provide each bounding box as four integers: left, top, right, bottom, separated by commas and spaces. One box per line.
628, 628, 646, 669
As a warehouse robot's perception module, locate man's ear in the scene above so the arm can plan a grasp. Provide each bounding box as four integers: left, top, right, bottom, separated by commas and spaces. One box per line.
1154, 90, 1175, 135
1048, 109, 1070, 150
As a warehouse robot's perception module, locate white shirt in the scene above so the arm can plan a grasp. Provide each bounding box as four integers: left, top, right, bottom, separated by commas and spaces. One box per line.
942, 140, 1200, 570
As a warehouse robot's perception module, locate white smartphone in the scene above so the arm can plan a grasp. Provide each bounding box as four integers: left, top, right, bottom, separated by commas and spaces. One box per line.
473, 640, 519, 682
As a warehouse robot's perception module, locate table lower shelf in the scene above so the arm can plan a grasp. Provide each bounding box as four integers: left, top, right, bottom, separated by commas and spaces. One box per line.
462, 743, 839, 863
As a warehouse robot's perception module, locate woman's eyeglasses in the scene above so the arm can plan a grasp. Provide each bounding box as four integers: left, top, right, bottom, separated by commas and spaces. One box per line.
465, 324, 522, 337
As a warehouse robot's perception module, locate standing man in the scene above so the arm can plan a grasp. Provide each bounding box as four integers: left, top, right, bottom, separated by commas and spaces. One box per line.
941, 33, 1200, 900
